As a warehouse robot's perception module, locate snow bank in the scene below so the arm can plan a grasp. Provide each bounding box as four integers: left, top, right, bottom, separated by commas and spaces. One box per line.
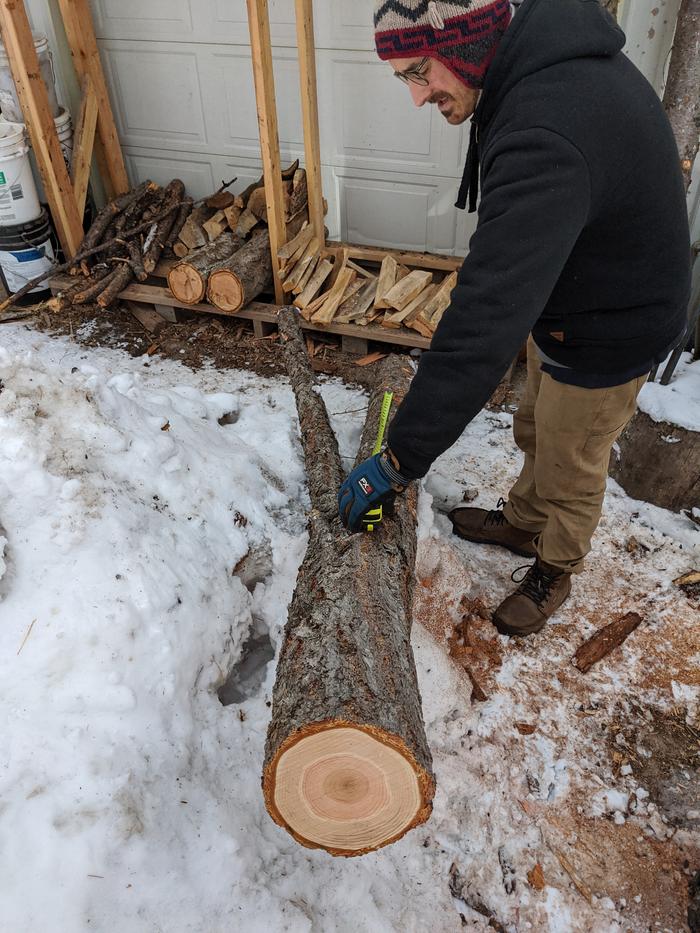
639, 352, 700, 431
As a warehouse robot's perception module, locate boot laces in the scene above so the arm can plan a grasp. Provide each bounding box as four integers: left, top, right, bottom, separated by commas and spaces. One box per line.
484, 497, 508, 527
511, 562, 560, 608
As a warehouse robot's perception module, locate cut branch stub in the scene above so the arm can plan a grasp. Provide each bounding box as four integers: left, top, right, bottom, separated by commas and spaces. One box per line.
263, 310, 434, 857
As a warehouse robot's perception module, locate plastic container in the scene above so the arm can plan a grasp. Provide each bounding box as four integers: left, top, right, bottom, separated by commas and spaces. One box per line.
0, 209, 55, 302
0, 121, 41, 226
0, 35, 60, 123
54, 107, 73, 169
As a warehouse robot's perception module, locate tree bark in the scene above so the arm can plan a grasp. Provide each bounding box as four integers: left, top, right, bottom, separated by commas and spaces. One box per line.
206, 230, 273, 312
262, 309, 434, 858
143, 179, 185, 274
572, 612, 643, 673
167, 231, 243, 304
662, 0, 700, 190
610, 410, 700, 511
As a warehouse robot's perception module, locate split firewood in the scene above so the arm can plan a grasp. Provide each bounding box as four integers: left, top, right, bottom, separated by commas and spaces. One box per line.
572, 612, 643, 673
300, 287, 333, 320
277, 222, 313, 265
287, 168, 308, 221
294, 258, 333, 311
334, 279, 378, 323
346, 259, 376, 280
247, 187, 269, 222
236, 209, 260, 238
178, 205, 211, 252
282, 237, 320, 293
374, 256, 409, 310
167, 231, 243, 304
263, 309, 434, 857
406, 314, 435, 339
224, 203, 242, 233
202, 210, 229, 242
382, 283, 439, 329
420, 271, 457, 327
311, 267, 356, 324
329, 277, 364, 311
293, 253, 320, 295
207, 229, 273, 313
383, 270, 434, 312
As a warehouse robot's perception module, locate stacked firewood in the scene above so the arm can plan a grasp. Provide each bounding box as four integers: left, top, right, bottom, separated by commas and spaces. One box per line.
277, 230, 457, 338
168, 161, 310, 313
50, 178, 193, 312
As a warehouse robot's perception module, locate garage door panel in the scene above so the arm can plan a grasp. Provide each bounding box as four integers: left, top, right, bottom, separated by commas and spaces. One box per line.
102, 45, 207, 147
318, 51, 464, 178
334, 168, 461, 253
91, 0, 194, 41
124, 150, 217, 198
314, 0, 375, 50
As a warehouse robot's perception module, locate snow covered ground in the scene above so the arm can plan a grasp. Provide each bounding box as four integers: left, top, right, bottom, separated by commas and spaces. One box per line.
0, 324, 697, 933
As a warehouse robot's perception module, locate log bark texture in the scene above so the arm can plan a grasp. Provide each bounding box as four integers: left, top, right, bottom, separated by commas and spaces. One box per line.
167, 232, 243, 304
572, 612, 643, 673
610, 410, 700, 512
262, 309, 434, 857
662, 0, 700, 189
207, 230, 273, 312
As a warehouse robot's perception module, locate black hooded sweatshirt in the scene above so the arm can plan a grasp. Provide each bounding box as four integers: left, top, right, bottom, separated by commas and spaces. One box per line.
387, 0, 690, 481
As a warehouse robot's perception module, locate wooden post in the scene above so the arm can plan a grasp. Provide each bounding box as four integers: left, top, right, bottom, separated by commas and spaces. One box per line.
246, 0, 288, 304
0, 0, 84, 256
295, 0, 325, 247
71, 75, 99, 216
55, 0, 130, 201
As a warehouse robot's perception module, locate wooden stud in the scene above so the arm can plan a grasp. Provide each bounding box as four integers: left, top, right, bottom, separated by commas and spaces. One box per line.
246, 0, 288, 303
295, 0, 325, 247
0, 0, 84, 256
55, 0, 129, 200
71, 74, 98, 217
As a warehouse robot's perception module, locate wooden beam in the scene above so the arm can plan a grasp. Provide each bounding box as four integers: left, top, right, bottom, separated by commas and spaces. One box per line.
0, 0, 84, 257
324, 242, 464, 273
246, 0, 287, 304
55, 0, 129, 200
295, 0, 325, 247
71, 75, 99, 216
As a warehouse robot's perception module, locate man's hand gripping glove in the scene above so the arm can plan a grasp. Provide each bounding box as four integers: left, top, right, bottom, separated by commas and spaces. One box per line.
337, 449, 410, 533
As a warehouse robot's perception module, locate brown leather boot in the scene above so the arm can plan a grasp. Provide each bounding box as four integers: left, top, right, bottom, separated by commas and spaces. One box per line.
493, 560, 572, 636
449, 498, 538, 558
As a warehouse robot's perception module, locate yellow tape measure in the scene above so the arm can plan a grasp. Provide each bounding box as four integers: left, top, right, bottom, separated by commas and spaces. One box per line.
363, 391, 394, 532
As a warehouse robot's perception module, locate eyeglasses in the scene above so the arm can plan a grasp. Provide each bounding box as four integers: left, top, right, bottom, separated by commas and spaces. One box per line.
394, 57, 431, 86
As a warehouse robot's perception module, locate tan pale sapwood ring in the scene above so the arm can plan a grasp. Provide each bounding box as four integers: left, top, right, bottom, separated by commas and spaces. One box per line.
264, 721, 433, 857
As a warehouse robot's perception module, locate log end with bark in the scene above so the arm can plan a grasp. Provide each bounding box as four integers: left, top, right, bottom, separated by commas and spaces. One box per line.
261, 308, 435, 857
263, 721, 434, 857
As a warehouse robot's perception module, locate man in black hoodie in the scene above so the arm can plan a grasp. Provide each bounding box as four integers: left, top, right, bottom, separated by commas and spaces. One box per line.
337, 0, 690, 636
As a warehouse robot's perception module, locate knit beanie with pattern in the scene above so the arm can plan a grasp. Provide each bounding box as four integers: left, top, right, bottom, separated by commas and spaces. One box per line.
374, 0, 512, 89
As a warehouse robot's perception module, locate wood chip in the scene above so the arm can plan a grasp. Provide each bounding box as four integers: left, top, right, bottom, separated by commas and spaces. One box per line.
527, 864, 545, 891
515, 722, 537, 736
355, 351, 387, 367
572, 612, 643, 673
674, 570, 700, 586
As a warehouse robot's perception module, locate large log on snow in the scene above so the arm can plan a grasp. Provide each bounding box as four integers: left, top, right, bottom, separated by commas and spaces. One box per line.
262, 308, 435, 858
167, 232, 243, 304
206, 229, 272, 312
610, 410, 699, 512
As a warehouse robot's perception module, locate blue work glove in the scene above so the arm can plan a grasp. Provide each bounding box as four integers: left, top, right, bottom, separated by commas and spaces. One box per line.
337, 449, 410, 533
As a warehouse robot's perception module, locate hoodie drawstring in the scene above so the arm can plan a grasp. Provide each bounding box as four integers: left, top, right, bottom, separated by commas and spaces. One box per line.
456, 119, 479, 213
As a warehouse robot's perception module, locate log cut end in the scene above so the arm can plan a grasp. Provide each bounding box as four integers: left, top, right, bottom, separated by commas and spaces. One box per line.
207, 270, 244, 312
264, 724, 434, 857
167, 263, 206, 305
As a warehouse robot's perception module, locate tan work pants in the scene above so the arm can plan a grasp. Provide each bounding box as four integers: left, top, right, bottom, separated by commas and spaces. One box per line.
502, 338, 647, 574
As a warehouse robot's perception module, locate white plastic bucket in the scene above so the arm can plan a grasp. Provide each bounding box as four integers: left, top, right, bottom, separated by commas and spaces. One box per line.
0, 122, 41, 226
0, 209, 55, 300
54, 108, 74, 169
0, 35, 60, 123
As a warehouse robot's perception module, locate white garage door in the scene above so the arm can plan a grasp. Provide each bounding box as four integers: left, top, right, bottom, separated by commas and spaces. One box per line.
88, 0, 479, 255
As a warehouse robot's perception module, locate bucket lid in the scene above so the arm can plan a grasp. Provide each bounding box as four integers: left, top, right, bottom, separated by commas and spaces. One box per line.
0, 34, 48, 65
0, 120, 26, 147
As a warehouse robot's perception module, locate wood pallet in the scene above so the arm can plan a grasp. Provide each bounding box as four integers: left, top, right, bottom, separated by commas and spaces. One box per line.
50, 242, 463, 355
